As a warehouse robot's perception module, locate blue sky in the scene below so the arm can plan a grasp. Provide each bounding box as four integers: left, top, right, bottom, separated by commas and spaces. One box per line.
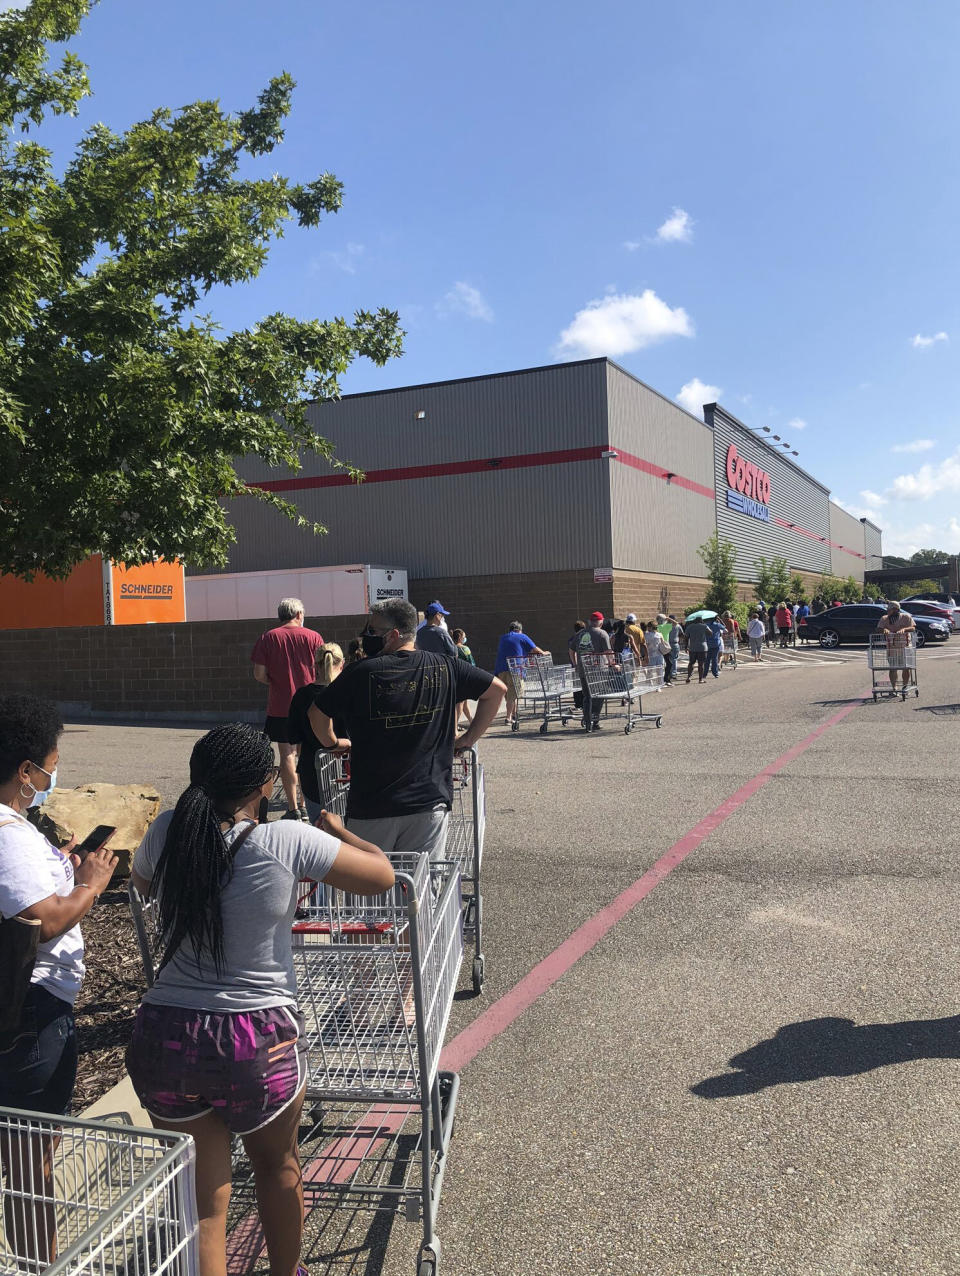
28, 0, 960, 557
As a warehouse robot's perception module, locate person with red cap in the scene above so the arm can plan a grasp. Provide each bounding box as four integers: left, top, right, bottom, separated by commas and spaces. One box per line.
573, 611, 612, 729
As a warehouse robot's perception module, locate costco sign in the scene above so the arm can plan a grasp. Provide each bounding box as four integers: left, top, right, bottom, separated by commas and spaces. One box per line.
725, 443, 770, 522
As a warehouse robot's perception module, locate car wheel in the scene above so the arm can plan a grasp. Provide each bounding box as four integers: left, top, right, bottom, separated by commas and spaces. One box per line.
819, 629, 840, 648
915, 629, 926, 648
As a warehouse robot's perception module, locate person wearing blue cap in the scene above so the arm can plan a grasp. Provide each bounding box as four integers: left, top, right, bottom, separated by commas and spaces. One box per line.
416, 602, 457, 657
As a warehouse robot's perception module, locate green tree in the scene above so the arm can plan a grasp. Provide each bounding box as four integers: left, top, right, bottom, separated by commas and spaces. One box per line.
788, 573, 806, 602
698, 533, 739, 614
753, 554, 790, 604
1, 1, 403, 579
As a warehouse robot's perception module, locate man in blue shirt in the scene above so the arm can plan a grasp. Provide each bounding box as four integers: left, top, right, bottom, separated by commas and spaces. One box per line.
706, 617, 726, 679
494, 621, 547, 726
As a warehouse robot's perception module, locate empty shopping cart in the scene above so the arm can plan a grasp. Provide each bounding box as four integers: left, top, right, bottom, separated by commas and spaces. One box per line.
444, 747, 486, 993
578, 651, 663, 731
292, 851, 463, 1276
0, 1107, 198, 1275
507, 654, 578, 734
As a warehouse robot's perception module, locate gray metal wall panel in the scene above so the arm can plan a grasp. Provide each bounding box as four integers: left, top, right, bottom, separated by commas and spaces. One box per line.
605, 364, 715, 488
707, 405, 831, 580
829, 503, 867, 580
609, 465, 713, 575
862, 520, 883, 568
218, 461, 612, 577
605, 365, 716, 576
237, 360, 609, 482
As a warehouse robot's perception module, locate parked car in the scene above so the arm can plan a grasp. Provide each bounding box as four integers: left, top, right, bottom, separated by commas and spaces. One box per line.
901, 592, 959, 607
798, 604, 951, 648
900, 596, 960, 629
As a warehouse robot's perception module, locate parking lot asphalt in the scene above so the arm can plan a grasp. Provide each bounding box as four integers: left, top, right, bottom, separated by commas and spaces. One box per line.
61, 643, 960, 1275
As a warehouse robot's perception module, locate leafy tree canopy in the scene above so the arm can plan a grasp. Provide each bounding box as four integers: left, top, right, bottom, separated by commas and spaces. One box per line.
1, 0, 402, 578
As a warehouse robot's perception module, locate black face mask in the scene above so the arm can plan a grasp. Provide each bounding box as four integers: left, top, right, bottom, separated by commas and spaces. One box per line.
361, 629, 386, 657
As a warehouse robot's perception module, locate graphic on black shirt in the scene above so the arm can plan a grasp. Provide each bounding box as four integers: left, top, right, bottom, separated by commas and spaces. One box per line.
313, 650, 493, 818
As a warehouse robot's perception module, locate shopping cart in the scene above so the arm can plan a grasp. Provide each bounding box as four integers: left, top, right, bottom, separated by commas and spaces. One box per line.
292, 851, 463, 1276
0, 1107, 198, 1275
722, 632, 738, 669
868, 631, 919, 700
507, 654, 577, 733
314, 750, 350, 820
443, 747, 486, 993
129, 880, 161, 989
578, 651, 663, 732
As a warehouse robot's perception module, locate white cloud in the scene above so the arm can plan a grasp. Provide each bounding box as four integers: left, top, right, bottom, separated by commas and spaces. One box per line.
786, 417, 807, 432
676, 378, 721, 417
436, 281, 493, 323
656, 207, 694, 243
878, 521, 938, 558
891, 438, 935, 454
317, 242, 365, 274
860, 489, 887, 507
555, 289, 693, 358
623, 241, 642, 252
910, 331, 948, 348
888, 449, 960, 501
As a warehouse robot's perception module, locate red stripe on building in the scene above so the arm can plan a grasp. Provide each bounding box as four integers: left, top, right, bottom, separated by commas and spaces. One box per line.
246, 446, 715, 499
613, 450, 715, 499
772, 516, 865, 559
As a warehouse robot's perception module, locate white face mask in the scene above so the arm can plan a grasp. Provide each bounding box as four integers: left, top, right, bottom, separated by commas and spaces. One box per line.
26, 762, 58, 808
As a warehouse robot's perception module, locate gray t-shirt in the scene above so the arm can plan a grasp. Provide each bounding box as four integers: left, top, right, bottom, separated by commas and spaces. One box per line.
576, 625, 612, 655
416, 624, 458, 657
133, 812, 340, 1011
685, 621, 709, 652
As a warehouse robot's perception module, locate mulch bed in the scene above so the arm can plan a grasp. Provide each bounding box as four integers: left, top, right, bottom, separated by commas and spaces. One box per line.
73, 890, 147, 1111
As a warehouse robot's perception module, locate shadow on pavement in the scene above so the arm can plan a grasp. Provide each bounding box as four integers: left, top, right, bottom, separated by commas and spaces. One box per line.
915, 703, 960, 715
691, 1013, 960, 1098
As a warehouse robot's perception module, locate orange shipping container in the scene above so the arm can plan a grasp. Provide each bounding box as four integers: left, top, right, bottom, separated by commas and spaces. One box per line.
0, 557, 185, 630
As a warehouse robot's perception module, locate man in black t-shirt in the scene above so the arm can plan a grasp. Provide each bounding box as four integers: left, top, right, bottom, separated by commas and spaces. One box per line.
309, 598, 505, 857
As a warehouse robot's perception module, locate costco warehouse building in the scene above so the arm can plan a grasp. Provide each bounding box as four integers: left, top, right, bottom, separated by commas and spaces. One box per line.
220, 358, 882, 663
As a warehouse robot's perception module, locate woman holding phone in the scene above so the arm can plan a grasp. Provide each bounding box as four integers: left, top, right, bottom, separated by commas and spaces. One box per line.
0, 694, 117, 1266
126, 722, 394, 1276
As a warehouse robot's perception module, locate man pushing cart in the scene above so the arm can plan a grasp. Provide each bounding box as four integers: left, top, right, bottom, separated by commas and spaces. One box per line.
871, 601, 918, 700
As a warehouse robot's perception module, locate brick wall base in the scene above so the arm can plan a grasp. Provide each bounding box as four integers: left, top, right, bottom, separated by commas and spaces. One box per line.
0, 615, 368, 721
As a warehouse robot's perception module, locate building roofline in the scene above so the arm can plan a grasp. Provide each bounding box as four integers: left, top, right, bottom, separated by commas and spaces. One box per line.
859, 517, 883, 532
311, 357, 609, 405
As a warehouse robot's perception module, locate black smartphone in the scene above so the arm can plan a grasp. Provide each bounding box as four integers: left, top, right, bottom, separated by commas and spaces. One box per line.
74, 824, 117, 857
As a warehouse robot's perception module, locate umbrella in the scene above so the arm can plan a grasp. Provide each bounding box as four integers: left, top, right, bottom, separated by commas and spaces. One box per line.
686, 609, 718, 621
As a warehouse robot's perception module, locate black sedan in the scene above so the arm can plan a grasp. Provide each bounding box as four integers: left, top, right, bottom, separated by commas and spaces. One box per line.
798, 604, 951, 648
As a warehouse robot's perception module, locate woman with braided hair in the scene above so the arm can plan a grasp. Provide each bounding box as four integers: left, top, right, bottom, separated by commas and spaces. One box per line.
126, 723, 393, 1276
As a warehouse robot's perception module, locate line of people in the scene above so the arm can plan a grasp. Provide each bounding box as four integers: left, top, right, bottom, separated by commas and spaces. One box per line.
0, 596, 507, 1276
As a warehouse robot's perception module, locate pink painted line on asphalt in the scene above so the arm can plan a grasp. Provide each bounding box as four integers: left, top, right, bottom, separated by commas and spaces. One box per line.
440, 695, 867, 1073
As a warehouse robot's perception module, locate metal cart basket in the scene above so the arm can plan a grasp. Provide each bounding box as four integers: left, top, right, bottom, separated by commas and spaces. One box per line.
314, 750, 350, 819
0, 1107, 198, 1275
578, 651, 663, 732
292, 852, 463, 1276
868, 631, 919, 700
506, 655, 577, 733
444, 748, 486, 993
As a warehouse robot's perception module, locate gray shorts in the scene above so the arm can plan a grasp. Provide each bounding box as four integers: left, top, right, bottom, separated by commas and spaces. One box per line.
348, 807, 450, 863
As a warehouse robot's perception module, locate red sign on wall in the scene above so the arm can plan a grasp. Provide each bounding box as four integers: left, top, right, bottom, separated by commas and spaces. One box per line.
725, 444, 770, 505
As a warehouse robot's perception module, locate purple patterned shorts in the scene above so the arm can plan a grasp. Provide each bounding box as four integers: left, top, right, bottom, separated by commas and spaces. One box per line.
126, 1003, 306, 1136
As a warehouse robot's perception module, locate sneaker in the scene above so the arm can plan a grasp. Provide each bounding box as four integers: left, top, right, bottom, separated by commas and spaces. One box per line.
282, 808, 302, 821
298, 805, 310, 822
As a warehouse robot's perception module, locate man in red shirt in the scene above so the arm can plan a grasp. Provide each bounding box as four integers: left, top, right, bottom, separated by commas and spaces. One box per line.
251, 597, 323, 820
